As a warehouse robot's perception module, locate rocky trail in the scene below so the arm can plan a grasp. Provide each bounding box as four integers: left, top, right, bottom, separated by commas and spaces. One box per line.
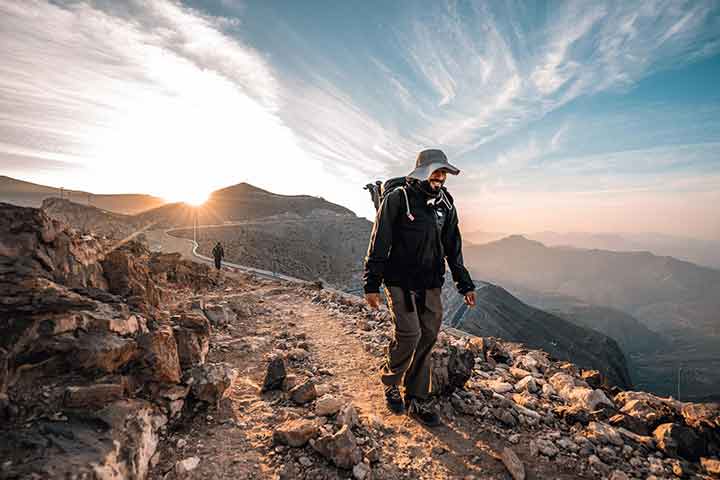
147, 275, 592, 480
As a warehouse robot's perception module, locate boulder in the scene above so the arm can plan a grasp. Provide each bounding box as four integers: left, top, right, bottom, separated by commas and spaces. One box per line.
138, 325, 181, 384
615, 391, 682, 430
554, 404, 590, 425
261, 355, 287, 392
173, 312, 210, 368
487, 380, 514, 394
653, 422, 706, 461
501, 447, 525, 480
509, 367, 532, 380
535, 438, 559, 457
581, 369, 604, 389
188, 363, 237, 405
311, 424, 362, 469
75, 332, 138, 373
315, 394, 343, 416
203, 304, 236, 327
701, 457, 720, 476
290, 379, 317, 404
549, 373, 614, 411
446, 345, 474, 392
515, 376, 538, 394
102, 245, 161, 311
336, 403, 360, 428
585, 422, 624, 447
64, 383, 125, 410
175, 456, 200, 476
274, 418, 320, 447
608, 412, 650, 436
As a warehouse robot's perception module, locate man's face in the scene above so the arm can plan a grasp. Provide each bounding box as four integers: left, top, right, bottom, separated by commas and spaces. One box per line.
427, 169, 448, 192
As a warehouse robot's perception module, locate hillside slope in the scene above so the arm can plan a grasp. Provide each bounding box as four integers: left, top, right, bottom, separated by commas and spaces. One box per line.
136, 182, 355, 228
444, 283, 632, 389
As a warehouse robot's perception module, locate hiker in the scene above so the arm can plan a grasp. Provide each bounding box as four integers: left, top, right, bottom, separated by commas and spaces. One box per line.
212, 241, 224, 270
363, 149, 476, 426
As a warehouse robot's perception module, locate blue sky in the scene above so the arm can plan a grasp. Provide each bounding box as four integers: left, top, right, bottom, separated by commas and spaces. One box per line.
1, 0, 719, 239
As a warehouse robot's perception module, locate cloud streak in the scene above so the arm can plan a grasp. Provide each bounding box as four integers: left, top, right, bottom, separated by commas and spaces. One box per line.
0, 0, 719, 237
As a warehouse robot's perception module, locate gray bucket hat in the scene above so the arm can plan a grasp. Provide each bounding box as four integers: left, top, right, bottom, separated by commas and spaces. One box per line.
407, 149, 460, 180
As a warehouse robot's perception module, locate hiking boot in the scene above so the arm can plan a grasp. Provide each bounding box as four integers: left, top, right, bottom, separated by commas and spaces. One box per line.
384, 385, 405, 414
406, 397, 441, 427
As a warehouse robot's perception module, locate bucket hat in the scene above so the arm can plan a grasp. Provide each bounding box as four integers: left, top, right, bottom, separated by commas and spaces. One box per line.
407, 149, 460, 180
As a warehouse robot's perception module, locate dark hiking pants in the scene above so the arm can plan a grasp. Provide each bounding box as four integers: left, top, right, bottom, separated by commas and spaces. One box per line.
214, 257, 221, 270
380, 286, 443, 400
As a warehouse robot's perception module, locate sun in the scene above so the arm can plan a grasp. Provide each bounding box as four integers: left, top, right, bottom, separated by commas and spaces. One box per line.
162, 190, 209, 206
184, 191, 209, 206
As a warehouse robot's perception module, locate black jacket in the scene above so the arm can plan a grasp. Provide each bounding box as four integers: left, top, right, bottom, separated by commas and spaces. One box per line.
212, 244, 224, 259
363, 180, 474, 295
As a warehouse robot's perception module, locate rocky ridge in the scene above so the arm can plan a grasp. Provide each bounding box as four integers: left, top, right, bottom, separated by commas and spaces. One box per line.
0, 203, 236, 478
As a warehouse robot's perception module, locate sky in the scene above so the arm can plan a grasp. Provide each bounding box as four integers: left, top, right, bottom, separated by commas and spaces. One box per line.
1, 0, 719, 239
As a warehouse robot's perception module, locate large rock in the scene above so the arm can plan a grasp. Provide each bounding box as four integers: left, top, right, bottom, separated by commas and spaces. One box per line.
315, 394, 343, 416
188, 363, 237, 405
653, 423, 706, 461
701, 457, 720, 477
501, 446, 525, 480
102, 243, 161, 312
615, 391, 682, 430
261, 355, 287, 392
682, 402, 720, 456
138, 325, 181, 384
311, 424, 362, 469
75, 332, 138, 373
203, 304, 236, 327
549, 373, 614, 411
430, 338, 475, 395
585, 422, 624, 447
290, 379, 317, 404
273, 418, 320, 447
174, 312, 210, 369
64, 383, 125, 410
580, 369, 604, 389
1, 399, 165, 479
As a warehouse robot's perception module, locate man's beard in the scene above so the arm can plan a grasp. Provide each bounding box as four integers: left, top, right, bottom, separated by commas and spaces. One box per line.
419, 179, 443, 195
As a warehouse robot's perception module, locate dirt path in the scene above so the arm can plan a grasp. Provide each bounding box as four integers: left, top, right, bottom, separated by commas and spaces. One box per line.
149, 277, 595, 479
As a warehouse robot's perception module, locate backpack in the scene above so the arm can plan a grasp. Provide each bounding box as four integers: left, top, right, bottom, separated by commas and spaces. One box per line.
366, 177, 453, 222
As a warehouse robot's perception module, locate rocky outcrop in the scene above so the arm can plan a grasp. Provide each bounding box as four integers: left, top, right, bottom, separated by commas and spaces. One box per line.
0, 203, 228, 478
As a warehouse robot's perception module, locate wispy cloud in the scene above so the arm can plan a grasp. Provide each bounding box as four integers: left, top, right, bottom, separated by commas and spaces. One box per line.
0, 0, 719, 236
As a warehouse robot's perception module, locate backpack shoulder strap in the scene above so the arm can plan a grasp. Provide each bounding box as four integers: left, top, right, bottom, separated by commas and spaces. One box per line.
398, 186, 414, 221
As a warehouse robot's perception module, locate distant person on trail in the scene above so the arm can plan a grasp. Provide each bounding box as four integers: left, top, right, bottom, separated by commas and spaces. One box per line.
212, 242, 224, 270
363, 149, 476, 427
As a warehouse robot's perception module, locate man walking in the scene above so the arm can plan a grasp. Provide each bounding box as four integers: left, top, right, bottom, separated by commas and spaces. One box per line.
212, 241, 224, 271
363, 149, 476, 426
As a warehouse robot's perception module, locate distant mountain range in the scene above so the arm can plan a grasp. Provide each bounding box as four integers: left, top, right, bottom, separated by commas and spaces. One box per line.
529, 231, 720, 270
464, 235, 720, 336
463, 235, 720, 400
0, 175, 165, 214
0, 175, 355, 229
463, 228, 720, 270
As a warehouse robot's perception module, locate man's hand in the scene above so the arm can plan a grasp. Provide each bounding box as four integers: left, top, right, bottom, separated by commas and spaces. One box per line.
365, 293, 381, 309
463, 291, 476, 307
